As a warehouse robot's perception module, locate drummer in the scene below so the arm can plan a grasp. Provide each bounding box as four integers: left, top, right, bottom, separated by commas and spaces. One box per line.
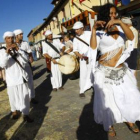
42, 30, 65, 91
72, 21, 93, 97
64, 34, 73, 55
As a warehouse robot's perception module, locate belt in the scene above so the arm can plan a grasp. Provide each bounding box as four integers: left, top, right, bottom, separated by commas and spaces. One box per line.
53, 57, 60, 59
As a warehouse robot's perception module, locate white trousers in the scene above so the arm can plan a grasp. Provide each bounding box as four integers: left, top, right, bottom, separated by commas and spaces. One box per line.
25, 65, 35, 98
51, 59, 62, 89
79, 59, 92, 94
7, 83, 30, 115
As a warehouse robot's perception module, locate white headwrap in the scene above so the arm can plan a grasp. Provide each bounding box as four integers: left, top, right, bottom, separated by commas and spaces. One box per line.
45, 30, 53, 36
73, 21, 84, 29
3, 31, 14, 40
13, 29, 23, 36
121, 17, 132, 25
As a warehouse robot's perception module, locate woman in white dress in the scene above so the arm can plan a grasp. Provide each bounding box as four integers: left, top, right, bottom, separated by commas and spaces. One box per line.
90, 3, 140, 136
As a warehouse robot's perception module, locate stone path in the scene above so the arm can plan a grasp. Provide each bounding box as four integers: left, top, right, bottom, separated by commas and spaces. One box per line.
0, 59, 140, 140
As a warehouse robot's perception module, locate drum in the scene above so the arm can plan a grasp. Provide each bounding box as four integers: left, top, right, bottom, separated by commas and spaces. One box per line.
58, 55, 79, 75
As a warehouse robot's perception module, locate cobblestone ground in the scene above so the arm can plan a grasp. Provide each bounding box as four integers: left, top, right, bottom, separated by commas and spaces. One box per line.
0, 59, 140, 140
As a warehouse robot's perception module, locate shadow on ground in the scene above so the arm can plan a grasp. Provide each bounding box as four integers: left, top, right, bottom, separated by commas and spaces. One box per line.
0, 84, 6, 92
32, 64, 43, 72
33, 68, 47, 80
62, 70, 79, 87
0, 74, 52, 140
0, 112, 18, 140
76, 93, 108, 140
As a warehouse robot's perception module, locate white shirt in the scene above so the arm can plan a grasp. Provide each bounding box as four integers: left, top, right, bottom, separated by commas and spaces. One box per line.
96, 25, 126, 54
0, 48, 28, 87
73, 31, 91, 56
42, 39, 64, 58
18, 41, 32, 53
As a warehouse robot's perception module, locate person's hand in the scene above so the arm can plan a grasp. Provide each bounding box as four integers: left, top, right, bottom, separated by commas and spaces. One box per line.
52, 59, 57, 64
66, 50, 71, 54
6, 47, 12, 54
106, 19, 121, 29
29, 56, 33, 63
60, 52, 64, 56
11, 44, 19, 51
6, 44, 19, 54
79, 54, 84, 59
93, 21, 106, 29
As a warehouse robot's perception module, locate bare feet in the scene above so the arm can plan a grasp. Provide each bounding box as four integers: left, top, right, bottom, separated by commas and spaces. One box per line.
108, 126, 116, 137
126, 122, 139, 133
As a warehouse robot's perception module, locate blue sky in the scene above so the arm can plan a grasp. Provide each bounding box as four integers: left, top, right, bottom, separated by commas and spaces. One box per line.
0, 0, 54, 42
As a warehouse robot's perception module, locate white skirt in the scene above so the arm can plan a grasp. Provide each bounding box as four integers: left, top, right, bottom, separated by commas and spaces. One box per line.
93, 64, 140, 131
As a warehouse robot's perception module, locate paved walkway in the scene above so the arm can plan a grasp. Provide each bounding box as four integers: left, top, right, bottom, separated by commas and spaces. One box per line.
0, 59, 140, 140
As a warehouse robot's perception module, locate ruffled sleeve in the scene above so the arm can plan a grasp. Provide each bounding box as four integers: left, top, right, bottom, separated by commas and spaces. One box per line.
115, 38, 134, 68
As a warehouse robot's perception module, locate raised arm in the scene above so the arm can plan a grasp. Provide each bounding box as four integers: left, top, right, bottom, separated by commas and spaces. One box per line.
106, 19, 134, 40
90, 27, 97, 50
90, 21, 106, 50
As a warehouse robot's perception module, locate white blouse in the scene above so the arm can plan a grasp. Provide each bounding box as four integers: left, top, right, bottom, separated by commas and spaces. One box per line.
96, 26, 126, 54
88, 25, 135, 71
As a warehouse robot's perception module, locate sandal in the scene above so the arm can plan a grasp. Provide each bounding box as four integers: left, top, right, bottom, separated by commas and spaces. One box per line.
108, 127, 116, 137
127, 123, 139, 133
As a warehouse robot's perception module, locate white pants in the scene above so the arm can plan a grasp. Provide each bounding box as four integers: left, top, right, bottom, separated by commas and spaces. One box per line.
79, 59, 92, 94
25, 65, 35, 99
7, 83, 30, 115
51, 59, 62, 89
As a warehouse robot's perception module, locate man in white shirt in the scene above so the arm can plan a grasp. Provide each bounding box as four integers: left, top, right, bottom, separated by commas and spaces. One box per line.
0, 31, 33, 122
121, 17, 138, 77
42, 30, 65, 91
73, 21, 92, 97
13, 29, 38, 104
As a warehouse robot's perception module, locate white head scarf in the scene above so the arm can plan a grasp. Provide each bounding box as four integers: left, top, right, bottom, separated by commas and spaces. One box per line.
13, 29, 23, 36
45, 30, 53, 36
73, 21, 84, 29
121, 17, 132, 25
3, 31, 14, 40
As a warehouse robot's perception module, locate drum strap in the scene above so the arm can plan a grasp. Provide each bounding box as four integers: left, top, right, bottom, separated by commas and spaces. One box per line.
45, 40, 60, 54
0, 46, 6, 50
53, 57, 60, 59
75, 37, 101, 61
75, 37, 89, 47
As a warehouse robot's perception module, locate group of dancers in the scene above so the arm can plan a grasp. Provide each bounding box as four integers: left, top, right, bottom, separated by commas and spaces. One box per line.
0, 3, 140, 137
